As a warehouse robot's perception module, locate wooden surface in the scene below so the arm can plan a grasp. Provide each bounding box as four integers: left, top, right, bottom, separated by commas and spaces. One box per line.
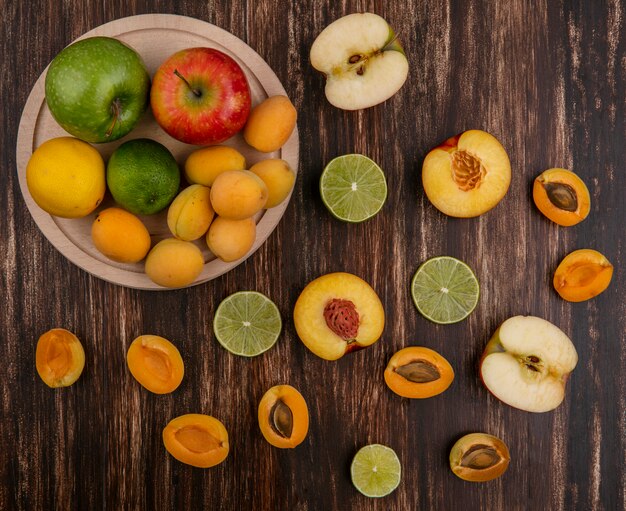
16, 14, 299, 290
1, 1, 624, 510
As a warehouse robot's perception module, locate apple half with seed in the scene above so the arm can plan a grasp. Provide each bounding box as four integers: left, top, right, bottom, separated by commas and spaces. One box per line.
480, 316, 578, 413
310, 13, 409, 110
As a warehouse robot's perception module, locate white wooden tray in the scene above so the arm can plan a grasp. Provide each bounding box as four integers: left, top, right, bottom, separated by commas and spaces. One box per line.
16, 14, 298, 290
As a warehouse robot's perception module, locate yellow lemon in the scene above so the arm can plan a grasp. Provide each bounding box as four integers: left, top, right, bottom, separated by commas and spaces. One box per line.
26, 137, 106, 218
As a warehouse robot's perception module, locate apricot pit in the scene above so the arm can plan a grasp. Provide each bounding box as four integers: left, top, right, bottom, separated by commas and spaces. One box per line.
258, 385, 309, 448
384, 347, 454, 398
126, 335, 184, 394
533, 168, 590, 226
35, 328, 85, 388
553, 249, 613, 302
449, 433, 510, 482
163, 414, 229, 468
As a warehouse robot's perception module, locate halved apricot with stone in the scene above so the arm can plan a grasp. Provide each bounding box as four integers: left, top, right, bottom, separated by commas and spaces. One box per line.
422, 130, 511, 217
163, 414, 229, 468
553, 249, 613, 302
533, 168, 590, 226
258, 385, 309, 449
384, 347, 454, 398
126, 335, 184, 394
293, 272, 385, 360
35, 328, 85, 387
449, 433, 510, 482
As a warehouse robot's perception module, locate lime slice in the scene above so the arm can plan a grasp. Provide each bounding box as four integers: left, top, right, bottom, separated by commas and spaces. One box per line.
411, 256, 480, 324
213, 291, 282, 357
351, 444, 401, 498
320, 154, 387, 222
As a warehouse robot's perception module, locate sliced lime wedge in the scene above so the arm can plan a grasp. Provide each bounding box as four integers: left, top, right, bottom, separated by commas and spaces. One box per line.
320, 154, 387, 222
213, 291, 281, 357
351, 444, 401, 498
411, 256, 480, 324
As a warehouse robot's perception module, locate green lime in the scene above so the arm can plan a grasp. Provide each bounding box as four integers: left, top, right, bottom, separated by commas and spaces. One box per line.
351, 444, 401, 498
411, 256, 480, 324
213, 291, 282, 357
320, 154, 387, 222
107, 138, 180, 215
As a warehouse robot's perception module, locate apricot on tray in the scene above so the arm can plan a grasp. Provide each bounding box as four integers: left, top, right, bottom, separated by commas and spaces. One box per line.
533, 168, 590, 226
553, 249, 613, 302
35, 328, 85, 388
293, 272, 385, 360
258, 384, 309, 448
422, 130, 511, 217
126, 335, 184, 394
163, 414, 229, 468
384, 347, 454, 398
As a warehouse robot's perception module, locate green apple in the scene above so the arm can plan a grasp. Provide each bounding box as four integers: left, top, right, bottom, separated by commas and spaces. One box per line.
310, 13, 409, 110
45, 37, 150, 143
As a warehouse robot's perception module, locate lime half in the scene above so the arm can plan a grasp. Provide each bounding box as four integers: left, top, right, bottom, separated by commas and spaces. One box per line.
320, 154, 387, 222
411, 256, 479, 324
351, 444, 401, 498
213, 291, 282, 357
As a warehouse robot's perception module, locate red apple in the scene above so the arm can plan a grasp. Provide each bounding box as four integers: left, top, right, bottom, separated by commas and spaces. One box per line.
150, 47, 251, 145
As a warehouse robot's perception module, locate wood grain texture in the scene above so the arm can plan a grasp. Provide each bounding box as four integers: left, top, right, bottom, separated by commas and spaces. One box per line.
1, 0, 625, 510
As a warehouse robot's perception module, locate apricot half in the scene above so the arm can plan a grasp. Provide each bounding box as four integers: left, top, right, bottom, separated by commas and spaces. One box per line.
533, 168, 590, 226
293, 272, 385, 360
35, 328, 85, 388
258, 385, 309, 448
384, 347, 454, 398
163, 414, 229, 468
422, 130, 511, 217
126, 335, 184, 394
449, 433, 510, 482
553, 249, 613, 302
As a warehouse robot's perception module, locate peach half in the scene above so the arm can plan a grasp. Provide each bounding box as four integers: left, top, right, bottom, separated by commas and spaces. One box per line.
293, 272, 385, 360
422, 130, 511, 217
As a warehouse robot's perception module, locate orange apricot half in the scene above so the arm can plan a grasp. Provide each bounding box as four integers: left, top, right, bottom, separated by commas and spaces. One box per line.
553, 249, 613, 302
533, 168, 590, 226
163, 414, 229, 468
449, 433, 510, 482
384, 347, 454, 398
258, 385, 309, 449
35, 328, 85, 388
126, 335, 184, 394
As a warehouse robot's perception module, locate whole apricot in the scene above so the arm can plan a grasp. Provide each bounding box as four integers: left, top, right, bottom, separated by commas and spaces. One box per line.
91, 207, 151, 263
184, 145, 246, 186
249, 159, 296, 208
258, 385, 309, 449
243, 95, 297, 152
533, 168, 590, 226
206, 217, 256, 262
553, 249, 613, 302
163, 414, 229, 468
210, 170, 268, 220
384, 347, 454, 398
126, 335, 184, 394
145, 238, 204, 288
36, 328, 85, 388
167, 185, 214, 241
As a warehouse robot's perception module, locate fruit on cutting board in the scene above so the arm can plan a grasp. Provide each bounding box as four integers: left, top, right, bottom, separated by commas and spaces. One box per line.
533, 168, 590, 226
351, 444, 402, 498
294, 272, 385, 360
45, 37, 150, 143
210, 170, 268, 219
167, 185, 214, 241
243, 95, 297, 152
151, 47, 251, 145
126, 335, 184, 394
107, 138, 180, 215
35, 328, 85, 388
26, 137, 105, 218
91, 207, 151, 263
258, 385, 309, 448
479, 315, 578, 413
310, 13, 409, 110
553, 249, 613, 302
384, 347, 454, 398
422, 130, 511, 217
449, 433, 510, 482
206, 217, 256, 262
249, 159, 296, 208
145, 238, 204, 288
162, 414, 229, 468
184, 145, 246, 186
